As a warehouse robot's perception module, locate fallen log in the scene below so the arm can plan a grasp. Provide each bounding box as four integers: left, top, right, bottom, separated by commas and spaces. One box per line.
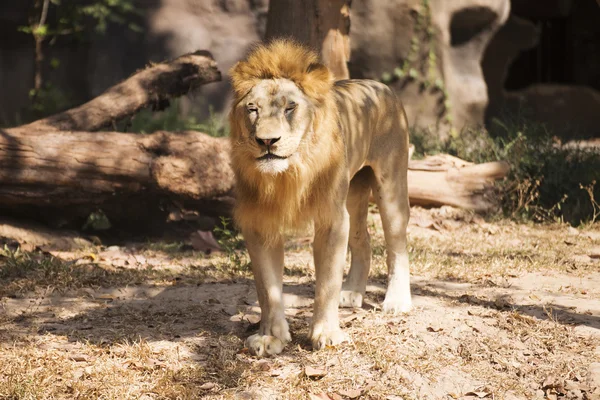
0, 128, 235, 228
19, 50, 221, 133
0, 123, 507, 230
407, 154, 510, 211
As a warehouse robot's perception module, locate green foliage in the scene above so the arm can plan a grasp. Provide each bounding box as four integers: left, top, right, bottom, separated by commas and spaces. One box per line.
19, 0, 141, 39
82, 210, 112, 231
379, 0, 451, 124
213, 217, 250, 272
411, 117, 600, 225
26, 83, 73, 117
126, 100, 229, 137
17, 0, 141, 121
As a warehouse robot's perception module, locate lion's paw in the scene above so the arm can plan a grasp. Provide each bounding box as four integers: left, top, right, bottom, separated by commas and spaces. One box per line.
309, 326, 348, 350
382, 294, 412, 314
340, 290, 363, 308
245, 334, 286, 357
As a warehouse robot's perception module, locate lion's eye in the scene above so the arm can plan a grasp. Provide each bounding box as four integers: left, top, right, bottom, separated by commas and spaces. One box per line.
285, 102, 297, 114
247, 105, 258, 114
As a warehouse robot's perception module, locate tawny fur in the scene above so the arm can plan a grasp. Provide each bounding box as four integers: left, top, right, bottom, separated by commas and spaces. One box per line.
230, 39, 334, 104
228, 39, 412, 356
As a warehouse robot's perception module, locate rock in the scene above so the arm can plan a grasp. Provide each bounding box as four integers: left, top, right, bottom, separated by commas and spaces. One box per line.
483, 0, 600, 140
505, 84, 600, 140
350, 0, 510, 139
512, 0, 573, 18
482, 15, 540, 122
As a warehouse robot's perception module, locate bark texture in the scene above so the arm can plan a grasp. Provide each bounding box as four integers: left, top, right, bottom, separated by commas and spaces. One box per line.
265, 0, 351, 80
0, 124, 507, 223
20, 51, 221, 133
0, 128, 234, 217
407, 155, 510, 211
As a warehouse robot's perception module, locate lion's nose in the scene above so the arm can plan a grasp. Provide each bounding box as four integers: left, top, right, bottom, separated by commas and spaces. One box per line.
255, 137, 281, 147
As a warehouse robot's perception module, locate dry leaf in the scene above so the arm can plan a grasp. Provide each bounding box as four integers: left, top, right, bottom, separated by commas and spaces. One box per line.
242, 314, 261, 325
190, 230, 222, 254
542, 375, 565, 394
412, 214, 435, 229
427, 326, 443, 332
308, 393, 331, 400
69, 354, 89, 362
338, 388, 362, 399
199, 382, 216, 390
304, 365, 327, 379
463, 391, 491, 398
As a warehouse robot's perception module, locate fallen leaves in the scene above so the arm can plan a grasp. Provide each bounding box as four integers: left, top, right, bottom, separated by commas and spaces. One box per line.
190, 230, 222, 254
303, 365, 327, 380
199, 382, 216, 390
337, 388, 362, 399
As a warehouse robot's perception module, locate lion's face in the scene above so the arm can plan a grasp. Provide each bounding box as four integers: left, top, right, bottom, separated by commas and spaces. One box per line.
234, 78, 314, 175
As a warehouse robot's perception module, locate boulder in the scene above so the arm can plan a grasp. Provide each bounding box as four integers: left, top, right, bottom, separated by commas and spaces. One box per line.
350, 0, 510, 139
506, 84, 600, 139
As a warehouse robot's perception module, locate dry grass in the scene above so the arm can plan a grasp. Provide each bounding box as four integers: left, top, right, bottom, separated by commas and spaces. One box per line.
1, 208, 599, 399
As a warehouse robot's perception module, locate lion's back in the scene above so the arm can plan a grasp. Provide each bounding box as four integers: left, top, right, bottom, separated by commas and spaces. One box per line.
333, 79, 408, 175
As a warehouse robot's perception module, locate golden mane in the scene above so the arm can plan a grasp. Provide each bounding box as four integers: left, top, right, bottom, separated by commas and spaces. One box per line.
228, 39, 345, 245
229, 39, 334, 104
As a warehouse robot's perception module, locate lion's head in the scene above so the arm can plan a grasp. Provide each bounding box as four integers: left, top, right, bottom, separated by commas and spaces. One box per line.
229, 39, 335, 175
228, 40, 344, 240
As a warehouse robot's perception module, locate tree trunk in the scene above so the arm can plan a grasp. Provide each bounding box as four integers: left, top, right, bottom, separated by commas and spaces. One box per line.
265, 0, 351, 80
21, 50, 221, 132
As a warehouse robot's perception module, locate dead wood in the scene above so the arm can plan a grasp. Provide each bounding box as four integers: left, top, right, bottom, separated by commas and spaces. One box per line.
0, 128, 235, 229
0, 121, 508, 231
407, 154, 510, 211
18, 51, 221, 133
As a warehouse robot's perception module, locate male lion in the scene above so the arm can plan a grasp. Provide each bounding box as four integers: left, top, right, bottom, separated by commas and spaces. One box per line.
229, 40, 411, 357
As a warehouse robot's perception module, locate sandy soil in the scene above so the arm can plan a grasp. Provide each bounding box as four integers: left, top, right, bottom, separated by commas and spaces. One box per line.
1, 207, 599, 399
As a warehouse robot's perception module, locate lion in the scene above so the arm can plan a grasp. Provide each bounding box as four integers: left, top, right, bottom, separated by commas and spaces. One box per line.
229, 39, 411, 357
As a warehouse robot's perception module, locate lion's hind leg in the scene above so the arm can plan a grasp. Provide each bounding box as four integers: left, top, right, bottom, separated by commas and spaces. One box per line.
371, 151, 412, 314
340, 167, 374, 309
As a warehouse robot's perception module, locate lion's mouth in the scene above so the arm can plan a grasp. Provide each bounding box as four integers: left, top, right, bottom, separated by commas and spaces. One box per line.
257, 153, 288, 161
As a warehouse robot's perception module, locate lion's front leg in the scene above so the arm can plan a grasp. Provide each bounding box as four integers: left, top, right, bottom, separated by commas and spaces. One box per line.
310, 208, 350, 350
243, 231, 291, 357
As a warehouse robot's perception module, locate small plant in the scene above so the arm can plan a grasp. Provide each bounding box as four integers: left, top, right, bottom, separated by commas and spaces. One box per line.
410, 115, 600, 225
18, 0, 141, 121
213, 217, 249, 272
380, 0, 451, 125
126, 101, 229, 137
580, 181, 600, 224
82, 209, 112, 231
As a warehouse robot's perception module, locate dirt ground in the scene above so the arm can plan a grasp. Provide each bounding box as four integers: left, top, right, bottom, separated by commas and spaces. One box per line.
1, 206, 599, 400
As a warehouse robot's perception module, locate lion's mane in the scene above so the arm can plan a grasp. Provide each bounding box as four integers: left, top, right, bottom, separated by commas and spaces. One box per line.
229, 40, 346, 244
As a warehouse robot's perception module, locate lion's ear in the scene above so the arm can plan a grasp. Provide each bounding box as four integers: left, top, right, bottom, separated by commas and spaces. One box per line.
303, 62, 334, 102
